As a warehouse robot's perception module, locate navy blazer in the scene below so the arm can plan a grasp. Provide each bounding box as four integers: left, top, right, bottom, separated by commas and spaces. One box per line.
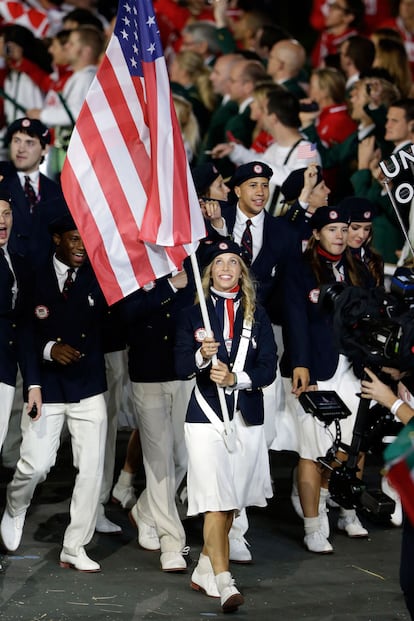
119, 275, 194, 383
20, 258, 107, 403
0, 162, 65, 265
219, 204, 301, 315
175, 299, 277, 426
281, 255, 351, 384
0, 250, 25, 386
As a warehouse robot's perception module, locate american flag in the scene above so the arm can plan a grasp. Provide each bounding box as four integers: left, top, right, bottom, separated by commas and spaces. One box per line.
296, 142, 318, 160
61, 0, 205, 305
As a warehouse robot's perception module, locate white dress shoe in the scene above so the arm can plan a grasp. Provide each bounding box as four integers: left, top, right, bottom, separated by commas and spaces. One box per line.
0, 508, 26, 552
304, 530, 333, 554
112, 479, 137, 510
337, 514, 368, 538
229, 536, 252, 564
191, 563, 220, 598
216, 571, 244, 613
59, 547, 100, 572
160, 551, 187, 572
129, 505, 160, 551
95, 513, 122, 535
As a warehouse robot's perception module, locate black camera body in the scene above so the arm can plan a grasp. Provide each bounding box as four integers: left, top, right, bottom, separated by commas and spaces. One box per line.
312, 270, 414, 516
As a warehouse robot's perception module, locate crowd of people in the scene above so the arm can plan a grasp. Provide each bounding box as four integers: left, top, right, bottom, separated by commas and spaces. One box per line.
0, 0, 414, 617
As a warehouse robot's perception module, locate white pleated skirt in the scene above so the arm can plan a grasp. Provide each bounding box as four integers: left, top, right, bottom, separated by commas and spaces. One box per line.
185, 411, 273, 516
271, 355, 361, 460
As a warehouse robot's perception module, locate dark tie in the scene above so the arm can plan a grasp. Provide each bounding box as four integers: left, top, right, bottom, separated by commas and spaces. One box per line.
240, 219, 253, 266
62, 268, 75, 299
24, 176, 38, 213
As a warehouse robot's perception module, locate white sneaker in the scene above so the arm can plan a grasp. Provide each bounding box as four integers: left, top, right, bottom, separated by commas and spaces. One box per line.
59, 547, 100, 572
191, 563, 220, 598
0, 508, 26, 552
129, 505, 160, 551
337, 514, 368, 538
216, 571, 244, 613
229, 536, 252, 564
304, 530, 333, 554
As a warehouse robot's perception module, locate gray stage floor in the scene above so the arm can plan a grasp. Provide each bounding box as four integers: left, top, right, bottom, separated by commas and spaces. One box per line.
0, 433, 409, 621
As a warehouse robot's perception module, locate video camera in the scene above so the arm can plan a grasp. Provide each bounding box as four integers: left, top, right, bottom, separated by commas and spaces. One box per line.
305, 267, 414, 515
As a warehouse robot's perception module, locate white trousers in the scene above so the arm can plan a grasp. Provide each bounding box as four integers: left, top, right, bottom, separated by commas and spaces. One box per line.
101, 350, 129, 504
0, 382, 15, 453
130, 379, 193, 553
7, 394, 107, 555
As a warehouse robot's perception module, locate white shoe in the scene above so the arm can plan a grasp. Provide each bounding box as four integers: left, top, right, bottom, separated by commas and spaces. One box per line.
112, 479, 137, 510
216, 571, 244, 613
160, 550, 188, 572
95, 512, 122, 535
191, 564, 220, 597
337, 514, 368, 538
129, 504, 160, 551
0, 508, 26, 552
304, 530, 333, 554
229, 536, 252, 564
59, 547, 100, 572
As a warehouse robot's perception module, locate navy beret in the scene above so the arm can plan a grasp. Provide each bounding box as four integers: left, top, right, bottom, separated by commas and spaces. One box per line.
309, 205, 351, 230
192, 163, 221, 197
229, 161, 273, 189
281, 166, 323, 203
337, 196, 377, 222
202, 239, 243, 268
48, 212, 77, 235
5, 117, 51, 146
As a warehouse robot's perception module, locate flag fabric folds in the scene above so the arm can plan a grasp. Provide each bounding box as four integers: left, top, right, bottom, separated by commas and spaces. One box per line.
0, 1, 49, 38
61, 0, 205, 305
384, 418, 414, 526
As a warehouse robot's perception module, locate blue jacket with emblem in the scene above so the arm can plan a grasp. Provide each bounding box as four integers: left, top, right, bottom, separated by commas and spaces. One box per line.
20, 258, 107, 402
175, 298, 277, 425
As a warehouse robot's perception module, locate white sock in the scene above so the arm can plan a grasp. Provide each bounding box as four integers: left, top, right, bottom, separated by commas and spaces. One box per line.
339, 507, 356, 520
304, 516, 319, 535
197, 553, 213, 573
116, 469, 134, 486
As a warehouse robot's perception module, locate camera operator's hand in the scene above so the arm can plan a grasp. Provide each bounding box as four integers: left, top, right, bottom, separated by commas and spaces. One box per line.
361, 367, 395, 408
292, 367, 310, 396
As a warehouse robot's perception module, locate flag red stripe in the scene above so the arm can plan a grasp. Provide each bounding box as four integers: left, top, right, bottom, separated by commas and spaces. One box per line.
72, 104, 157, 283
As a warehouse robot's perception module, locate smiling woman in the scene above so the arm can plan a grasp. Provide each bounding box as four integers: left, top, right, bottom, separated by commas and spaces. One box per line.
174, 239, 277, 614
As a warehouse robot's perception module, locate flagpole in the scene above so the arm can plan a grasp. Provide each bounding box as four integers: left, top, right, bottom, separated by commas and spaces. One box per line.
190, 251, 233, 439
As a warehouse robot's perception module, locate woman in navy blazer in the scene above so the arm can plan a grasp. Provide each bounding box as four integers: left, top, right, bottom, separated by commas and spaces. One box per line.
175, 240, 277, 614
282, 205, 369, 555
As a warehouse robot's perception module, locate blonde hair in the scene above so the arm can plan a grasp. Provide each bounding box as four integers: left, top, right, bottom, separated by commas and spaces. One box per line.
173, 94, 200, 158
173, 50, 216, 112
311, 67, 346, 104
199, 255, 256, 324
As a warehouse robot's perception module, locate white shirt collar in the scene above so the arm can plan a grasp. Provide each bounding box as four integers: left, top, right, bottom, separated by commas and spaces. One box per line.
236, 205, 265, 227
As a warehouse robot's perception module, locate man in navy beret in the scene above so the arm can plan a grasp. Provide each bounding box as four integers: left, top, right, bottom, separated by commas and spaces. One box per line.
0, 117, 65, 267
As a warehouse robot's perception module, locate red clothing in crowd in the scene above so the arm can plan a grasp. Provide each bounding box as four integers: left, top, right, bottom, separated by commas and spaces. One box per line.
310, 0, 392, 35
